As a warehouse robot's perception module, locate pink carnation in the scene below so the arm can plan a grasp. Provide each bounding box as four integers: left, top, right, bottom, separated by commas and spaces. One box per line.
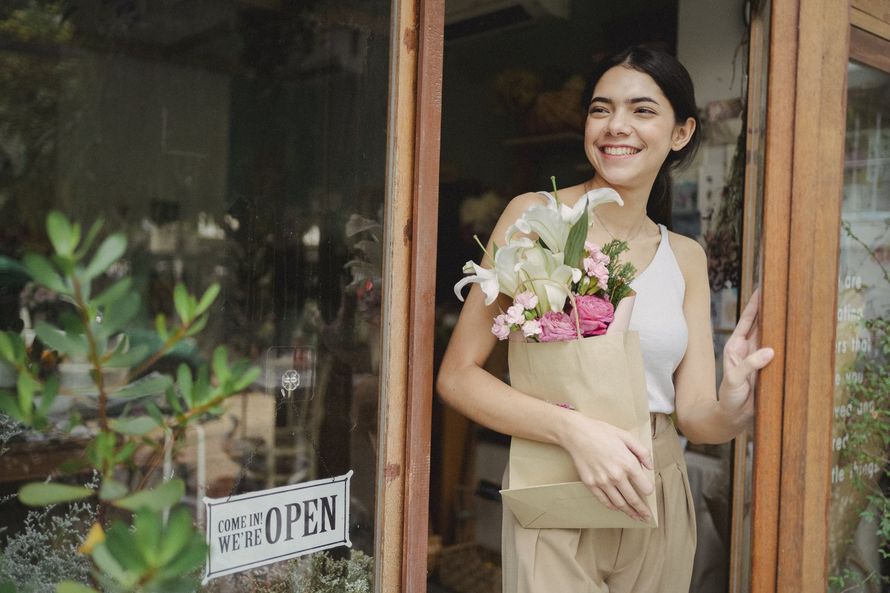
521, 319, 542, 338
491, 314, 510, 340
514, 291, 538, 310
574, 295, 614, 337
583, 243, 611, 291
505, 304, 526, 325
538, 311, 578, 342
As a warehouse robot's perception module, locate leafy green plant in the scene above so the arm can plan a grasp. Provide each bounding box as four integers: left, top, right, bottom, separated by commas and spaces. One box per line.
0, 211, 259, 592
291, 551, 374, 593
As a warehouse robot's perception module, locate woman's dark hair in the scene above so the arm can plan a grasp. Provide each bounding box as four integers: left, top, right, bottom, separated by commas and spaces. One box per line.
581, 46, 701, 228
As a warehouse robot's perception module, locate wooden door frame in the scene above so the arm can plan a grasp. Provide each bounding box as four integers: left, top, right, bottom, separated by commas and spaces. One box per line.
750, 0, 856, 591
377, 0, 443, 591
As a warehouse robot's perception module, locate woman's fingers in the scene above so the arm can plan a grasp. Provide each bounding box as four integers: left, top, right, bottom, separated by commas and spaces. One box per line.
726, 347, 775, 388
732, 290, 761, 341
616, 481, 651, 520
591, 487, 617, 512
617, 431, 654, 470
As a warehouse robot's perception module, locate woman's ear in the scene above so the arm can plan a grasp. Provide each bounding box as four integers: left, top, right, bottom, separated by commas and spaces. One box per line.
671, 116, 696, 151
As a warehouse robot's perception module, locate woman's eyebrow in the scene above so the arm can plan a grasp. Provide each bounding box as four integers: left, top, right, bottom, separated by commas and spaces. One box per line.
589, 96, 661, 105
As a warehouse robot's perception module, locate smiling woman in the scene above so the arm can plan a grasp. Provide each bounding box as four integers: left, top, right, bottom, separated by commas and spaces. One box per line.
436, 46, 774, 593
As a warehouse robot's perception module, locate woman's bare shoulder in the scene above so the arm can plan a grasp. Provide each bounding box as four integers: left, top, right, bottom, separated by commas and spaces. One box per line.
666, 230, 708, 278
505, 191, 548, 214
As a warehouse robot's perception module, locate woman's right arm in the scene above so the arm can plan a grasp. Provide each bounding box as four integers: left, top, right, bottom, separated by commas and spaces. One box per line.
436, 194, 656, 521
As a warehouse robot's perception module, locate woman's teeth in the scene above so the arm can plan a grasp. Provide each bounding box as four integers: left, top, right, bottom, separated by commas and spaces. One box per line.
602, 146, 640, 156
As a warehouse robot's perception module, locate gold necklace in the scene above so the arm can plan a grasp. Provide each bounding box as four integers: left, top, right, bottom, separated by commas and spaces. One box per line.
596, 214, 648, 243
582, 180, 649, 243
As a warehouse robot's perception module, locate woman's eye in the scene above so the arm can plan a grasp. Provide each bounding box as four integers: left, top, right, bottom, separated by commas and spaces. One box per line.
589, 106, 608, 115
636, 107, 656, 115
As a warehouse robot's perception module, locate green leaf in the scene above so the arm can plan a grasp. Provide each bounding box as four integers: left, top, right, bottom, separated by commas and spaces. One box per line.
0, 392, 25, 423
73, 218, 105, 260
192, 366, 211, 406
195, 283, 220, 316
35, 321, 88, 357
165, 386, 182, 415
92, 277, 133, 308
85, 234, 126, 279
113, 441, 138, 465
105, 520, 148, 572
232, 366, 261, 392
99, 478, 129, 501
173, 284, 190, 323
47, 211, 75, 256
23, 253, 68, 293
99, 292, 140, 337
134, 509, 163, 566
176, 364, 193, 407
211, 347, 228, 382
56, 582, 100, 593
145, 400, 164, 428
19, 482, 94, 506
156, 534, 207, 579
0, 333, 14, 362
109, 415, 159, 436
113, 479, 184, 512
37, 375, 60, 416
184, 314, 209, 337
91, 542, 137, 587
17, 372, 37, 423
111, 375, 173, 400
106, 344, 150, 368
155, 313, 168, 341
563, 207, 588, 271
157, 507, 195, 565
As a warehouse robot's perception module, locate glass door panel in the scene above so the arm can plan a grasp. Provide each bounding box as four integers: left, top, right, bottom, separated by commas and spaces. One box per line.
828, 46, 890, 593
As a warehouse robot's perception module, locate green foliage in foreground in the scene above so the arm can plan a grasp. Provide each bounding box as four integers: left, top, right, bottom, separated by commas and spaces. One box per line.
0, 211, 259, 592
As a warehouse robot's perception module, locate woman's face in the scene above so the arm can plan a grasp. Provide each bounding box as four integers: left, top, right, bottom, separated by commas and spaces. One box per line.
584, 65, 695, 192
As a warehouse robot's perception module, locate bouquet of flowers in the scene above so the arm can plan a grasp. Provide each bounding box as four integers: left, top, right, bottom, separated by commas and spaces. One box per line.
454, 180, 636, 342
454, 180, 656, 530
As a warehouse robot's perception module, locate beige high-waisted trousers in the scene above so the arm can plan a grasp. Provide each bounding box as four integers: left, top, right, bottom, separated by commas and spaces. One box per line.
502, 413, 697, 593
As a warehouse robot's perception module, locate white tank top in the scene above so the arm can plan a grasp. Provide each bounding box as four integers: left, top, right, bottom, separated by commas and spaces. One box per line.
627, 224, 689, 414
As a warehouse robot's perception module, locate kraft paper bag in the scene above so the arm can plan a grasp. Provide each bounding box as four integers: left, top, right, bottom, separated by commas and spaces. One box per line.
501, 330, 657, 529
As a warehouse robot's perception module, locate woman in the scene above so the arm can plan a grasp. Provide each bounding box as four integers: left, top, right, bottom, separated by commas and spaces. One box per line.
437, 47, 775, 592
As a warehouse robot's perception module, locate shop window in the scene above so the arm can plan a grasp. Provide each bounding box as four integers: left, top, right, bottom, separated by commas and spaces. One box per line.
0, 0, 391, 590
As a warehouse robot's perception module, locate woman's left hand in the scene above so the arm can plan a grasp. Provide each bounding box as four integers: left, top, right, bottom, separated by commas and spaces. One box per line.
719, 288, 775, 422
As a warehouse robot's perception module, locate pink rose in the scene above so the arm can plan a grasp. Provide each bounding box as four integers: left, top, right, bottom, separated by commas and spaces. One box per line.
491, 314, 510, 340
538, 311, 578, 342
573, 295, 614, 337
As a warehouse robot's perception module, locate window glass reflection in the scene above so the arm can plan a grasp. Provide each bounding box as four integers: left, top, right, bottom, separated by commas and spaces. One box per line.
828, 59, 890, 593
0, 0, 390, 589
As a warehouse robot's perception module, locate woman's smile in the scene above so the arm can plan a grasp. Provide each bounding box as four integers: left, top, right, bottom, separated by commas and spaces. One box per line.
583, 66, 690, 192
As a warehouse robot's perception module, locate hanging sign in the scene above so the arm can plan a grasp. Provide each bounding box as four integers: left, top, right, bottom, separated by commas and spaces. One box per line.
202, 471, 352, 583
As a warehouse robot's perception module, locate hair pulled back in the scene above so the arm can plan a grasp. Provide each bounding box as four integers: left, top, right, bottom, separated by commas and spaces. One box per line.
581, 47, 701, 228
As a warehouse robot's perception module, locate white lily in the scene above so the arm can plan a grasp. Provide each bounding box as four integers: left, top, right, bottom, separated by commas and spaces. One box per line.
517, 244, 576, 312
454, 237, 533, 305
505, 188, 624, 253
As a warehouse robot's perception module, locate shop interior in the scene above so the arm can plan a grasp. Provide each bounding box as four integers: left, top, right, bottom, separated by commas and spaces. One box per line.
429, 1, 753, 591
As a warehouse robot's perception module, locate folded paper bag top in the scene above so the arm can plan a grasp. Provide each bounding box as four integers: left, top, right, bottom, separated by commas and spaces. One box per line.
501, 327, 657, 529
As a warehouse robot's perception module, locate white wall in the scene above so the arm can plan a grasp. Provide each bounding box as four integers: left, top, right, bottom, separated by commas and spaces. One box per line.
677, 0, 747, 107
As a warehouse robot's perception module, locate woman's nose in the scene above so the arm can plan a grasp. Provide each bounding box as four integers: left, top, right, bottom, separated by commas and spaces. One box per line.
605, 111, 631, 135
